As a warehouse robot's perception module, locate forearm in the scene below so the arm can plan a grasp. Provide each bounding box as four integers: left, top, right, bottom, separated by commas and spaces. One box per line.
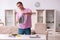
16, 19, 19, 23
26, 13, 32, 15
23, 12, 32, 15
16, 16, 19, 23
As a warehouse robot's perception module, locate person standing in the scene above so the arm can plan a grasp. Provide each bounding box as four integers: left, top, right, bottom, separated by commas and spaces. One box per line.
16, 2, 32, 35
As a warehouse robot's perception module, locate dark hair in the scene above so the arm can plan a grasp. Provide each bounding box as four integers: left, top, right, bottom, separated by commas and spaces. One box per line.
17, 2, 23, 5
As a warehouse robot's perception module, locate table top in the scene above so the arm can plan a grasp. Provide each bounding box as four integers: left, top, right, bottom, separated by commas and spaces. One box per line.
0, 34, 46, 40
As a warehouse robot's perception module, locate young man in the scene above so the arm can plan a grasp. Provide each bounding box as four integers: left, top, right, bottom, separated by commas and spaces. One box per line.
16, 2, 32, 35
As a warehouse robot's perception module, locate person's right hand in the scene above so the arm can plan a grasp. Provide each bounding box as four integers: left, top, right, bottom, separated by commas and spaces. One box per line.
23, 13, 26, 15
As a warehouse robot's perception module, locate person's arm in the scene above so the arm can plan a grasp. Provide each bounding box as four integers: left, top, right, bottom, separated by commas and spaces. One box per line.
16, 13, 19, 23
16, 12, 23, 24
27, 10, 32, 15
23, 9, 32, 15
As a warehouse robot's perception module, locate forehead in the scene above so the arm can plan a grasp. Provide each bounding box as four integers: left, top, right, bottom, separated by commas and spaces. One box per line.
17, 4, 22, 7
17, 3, 21, 5
17, 3, 22, 5
17, 4, 23, 7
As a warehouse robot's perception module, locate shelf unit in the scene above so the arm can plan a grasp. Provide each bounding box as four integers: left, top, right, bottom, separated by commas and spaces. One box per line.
36, 9, 56, 35
46, 10, 54, 30
37, 10, 46, 23
5, 10, 16, 26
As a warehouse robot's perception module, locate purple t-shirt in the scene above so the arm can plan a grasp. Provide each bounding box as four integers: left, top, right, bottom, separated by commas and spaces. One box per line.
16, 8, 32, 29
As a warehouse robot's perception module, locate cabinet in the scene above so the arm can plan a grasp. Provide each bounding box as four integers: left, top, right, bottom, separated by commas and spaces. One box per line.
37, 10, 46, 23
5, 10, 16, 26
37, 10, 44, 23
46, 10, 55, 30
36, 9, 56, 35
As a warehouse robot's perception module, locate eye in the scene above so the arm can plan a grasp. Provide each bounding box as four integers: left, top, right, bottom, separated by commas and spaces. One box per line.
18, 6, 19, 7
17, 5, 19, 7
17, 4, 20, 7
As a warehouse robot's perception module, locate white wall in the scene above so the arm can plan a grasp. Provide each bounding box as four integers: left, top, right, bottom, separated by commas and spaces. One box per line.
0, 0, 60, 29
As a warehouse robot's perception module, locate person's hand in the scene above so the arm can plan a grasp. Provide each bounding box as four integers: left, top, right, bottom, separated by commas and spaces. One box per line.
22, 12, 28, 15
22, 12, 32, 15
23, 13, 29, 15
22, 12, 26, 15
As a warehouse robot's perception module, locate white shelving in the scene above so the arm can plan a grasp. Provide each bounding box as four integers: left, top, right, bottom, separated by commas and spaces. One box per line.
37, 10, 44, 23
5, 10, 16, 26
46, 10, 54, 30
36, 9, 56, 35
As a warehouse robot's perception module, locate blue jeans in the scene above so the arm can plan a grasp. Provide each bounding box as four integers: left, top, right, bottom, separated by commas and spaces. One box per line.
18, 28, 31, 35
